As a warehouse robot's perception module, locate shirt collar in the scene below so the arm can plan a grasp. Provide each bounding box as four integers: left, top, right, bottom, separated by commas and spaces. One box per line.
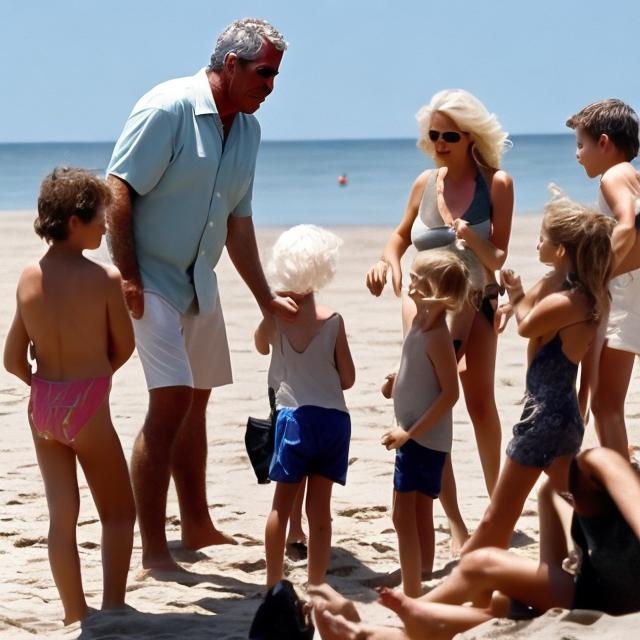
192, 68, 217, 116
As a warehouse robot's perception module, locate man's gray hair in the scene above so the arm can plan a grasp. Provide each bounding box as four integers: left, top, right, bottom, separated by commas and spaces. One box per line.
208, 18, 287, 71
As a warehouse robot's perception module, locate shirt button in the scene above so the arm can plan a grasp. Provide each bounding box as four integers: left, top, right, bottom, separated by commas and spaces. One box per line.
215, 192, 221, 198
208, 222, 213, 227
200, 250, 206, 256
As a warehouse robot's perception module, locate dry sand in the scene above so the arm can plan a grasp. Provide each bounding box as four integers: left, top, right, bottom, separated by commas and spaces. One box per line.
1, 211, 639, 638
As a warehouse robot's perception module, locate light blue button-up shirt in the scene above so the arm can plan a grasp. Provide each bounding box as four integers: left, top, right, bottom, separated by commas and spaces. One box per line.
108, 69, 260, 315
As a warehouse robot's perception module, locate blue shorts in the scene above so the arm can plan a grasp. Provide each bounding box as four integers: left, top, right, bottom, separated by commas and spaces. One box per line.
393, 439, 447, 497
269, 406, 351, 485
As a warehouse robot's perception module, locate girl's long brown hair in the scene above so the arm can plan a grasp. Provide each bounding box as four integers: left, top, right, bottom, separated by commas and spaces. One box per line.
543, 192, 614, 323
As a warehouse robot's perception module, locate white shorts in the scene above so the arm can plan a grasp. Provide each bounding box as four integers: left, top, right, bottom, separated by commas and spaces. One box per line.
133, 291, 233, 390
606, 269, 640, 355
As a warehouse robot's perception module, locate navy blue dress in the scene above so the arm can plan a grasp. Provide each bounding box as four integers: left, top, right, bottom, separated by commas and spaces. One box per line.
506, 332, 584, 468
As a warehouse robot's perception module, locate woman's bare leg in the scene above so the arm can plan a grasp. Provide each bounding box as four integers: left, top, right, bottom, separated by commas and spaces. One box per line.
32, 433, 87, 625
591, 344, 634, 456
461, 457, 541, 555
437, 458, 469, 554
392, 490, 423, 597
305, 474, 334, 585
265, 480, 300, 586
74, 404, 135, 610
460, 312, 501, 497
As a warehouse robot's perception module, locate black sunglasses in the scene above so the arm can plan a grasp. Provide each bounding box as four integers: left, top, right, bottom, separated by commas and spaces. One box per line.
428, 130, 463, 143
238, 57, 279, 79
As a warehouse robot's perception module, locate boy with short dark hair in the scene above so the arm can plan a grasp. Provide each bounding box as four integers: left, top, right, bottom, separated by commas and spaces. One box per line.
566, 98, 640, 458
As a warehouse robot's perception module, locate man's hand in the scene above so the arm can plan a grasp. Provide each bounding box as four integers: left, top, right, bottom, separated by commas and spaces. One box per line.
122, 277, 144, 319
381, 427, 410, 450
266, 295, 298, 321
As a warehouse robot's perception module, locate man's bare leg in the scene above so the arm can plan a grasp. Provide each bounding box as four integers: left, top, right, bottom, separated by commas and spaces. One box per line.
172, 388, 237, 550
131, 386, 192, 571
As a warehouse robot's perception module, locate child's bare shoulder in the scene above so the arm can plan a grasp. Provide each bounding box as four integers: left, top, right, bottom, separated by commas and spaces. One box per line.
316, 304, 339, 321
601, 161, 638, 185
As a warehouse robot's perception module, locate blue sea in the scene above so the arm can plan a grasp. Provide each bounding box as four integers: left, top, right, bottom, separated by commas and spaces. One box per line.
2, 136, 636, 224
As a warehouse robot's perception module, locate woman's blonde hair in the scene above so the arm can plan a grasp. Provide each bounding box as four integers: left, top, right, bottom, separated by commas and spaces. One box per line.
416, 89, 510, 170
268, 224, 342, 294
410, 249, 470, 312
543, 190, 614, 323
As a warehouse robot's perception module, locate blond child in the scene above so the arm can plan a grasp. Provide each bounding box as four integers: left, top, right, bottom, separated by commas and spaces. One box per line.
566, 99, 640, 456
381, 249, 469, 596
3, 167, 136, 624
255, 225, 355, 587
461, 194, 614, 555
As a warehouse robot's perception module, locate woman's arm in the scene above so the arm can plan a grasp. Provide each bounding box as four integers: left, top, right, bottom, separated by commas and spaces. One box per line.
3, 296, 31, 385
366, 171, 429, 296
334, 314, 355, 390
254, 315, 276, 355
106, 268, 135, 372
382, 330, 458, 449
455, 171, 514, 272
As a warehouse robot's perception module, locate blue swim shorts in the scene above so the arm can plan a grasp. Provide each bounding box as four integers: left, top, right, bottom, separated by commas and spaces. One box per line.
393, 439, 447, 497
269, 406, 351, 485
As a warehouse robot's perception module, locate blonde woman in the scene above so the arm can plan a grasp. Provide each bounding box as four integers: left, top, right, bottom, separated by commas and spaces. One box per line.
366, 90, 514, 551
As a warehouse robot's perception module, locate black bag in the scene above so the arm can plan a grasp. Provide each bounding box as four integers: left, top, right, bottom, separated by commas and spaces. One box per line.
245, 388, 277, 484
249, 579, 314, 640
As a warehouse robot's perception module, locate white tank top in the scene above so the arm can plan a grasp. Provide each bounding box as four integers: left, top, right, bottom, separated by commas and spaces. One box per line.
393, 325, 452, 453
274, 314, 348, 413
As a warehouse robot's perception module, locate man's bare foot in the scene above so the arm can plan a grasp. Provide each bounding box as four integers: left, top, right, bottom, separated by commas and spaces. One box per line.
307, 583, 361, 622
181, 525, 237, 550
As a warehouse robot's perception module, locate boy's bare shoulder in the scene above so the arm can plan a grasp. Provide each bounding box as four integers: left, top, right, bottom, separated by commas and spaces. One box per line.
16, 262, 43, 293
601, 161, 638, 184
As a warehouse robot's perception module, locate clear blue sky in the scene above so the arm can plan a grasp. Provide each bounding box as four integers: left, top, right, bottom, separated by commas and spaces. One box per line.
2, 0, 639, 142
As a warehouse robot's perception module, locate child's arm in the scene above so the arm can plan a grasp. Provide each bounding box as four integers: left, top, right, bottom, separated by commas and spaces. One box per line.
106, 268, 135, 372
254, 314, 276, 355
601, 164, 638, 268
382, 333, 458, 449
511, 290, 586, 339
334, 314, 355, 390
3, 297, 31, 385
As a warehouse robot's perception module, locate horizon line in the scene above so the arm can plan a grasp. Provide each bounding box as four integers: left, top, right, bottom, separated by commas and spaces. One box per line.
0, 132, 576, 145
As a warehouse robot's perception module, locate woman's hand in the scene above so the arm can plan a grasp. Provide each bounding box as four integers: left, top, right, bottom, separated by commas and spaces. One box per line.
381, 372, 396, 399
366, 258, 403, 297
381, 427, 410, 450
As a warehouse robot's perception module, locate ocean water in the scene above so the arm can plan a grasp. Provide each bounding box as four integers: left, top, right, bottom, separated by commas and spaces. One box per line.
1, 136, 635, 225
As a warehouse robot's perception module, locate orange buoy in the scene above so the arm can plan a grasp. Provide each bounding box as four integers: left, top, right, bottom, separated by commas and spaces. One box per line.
338, 174, 348, 186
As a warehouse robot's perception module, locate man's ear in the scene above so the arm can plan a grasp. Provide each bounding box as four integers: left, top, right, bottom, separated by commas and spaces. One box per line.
598, 133, 609, 150
223, 52, 238, 75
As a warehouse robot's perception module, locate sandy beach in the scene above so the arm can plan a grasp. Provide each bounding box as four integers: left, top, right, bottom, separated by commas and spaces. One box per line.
1, 211, 639, 639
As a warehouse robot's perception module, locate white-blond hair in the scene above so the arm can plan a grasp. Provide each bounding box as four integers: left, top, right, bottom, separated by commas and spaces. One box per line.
268, 225, 342, 294
416, 89, 510, 170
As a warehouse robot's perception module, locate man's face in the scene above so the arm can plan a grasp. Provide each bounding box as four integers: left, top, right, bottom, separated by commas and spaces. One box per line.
227, 40, 283, 114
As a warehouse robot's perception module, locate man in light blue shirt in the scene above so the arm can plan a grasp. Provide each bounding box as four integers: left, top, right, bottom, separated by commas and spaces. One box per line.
106, 18, 296, 573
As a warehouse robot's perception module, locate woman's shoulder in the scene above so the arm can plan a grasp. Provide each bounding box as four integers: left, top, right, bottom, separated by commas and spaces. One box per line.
488, 169, 513, 191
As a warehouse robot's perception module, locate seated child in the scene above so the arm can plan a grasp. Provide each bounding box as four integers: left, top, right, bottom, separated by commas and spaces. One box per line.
381, 249, 469, 596
3, 167, 136, 625
255, 224, 355, 587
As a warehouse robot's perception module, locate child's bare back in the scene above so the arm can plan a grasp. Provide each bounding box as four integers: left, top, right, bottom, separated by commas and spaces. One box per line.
18, 255, 129, 381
